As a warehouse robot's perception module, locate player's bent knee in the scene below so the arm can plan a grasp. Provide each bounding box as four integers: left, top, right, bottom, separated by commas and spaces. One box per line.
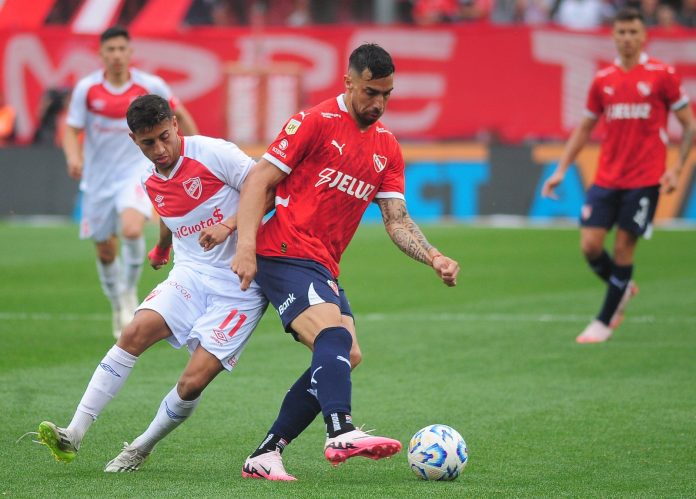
117, 314, 166, 356
350, 348, 362, 369
96, 248, 117, 264
176, 375, 205, 401
580, 240, 603, 260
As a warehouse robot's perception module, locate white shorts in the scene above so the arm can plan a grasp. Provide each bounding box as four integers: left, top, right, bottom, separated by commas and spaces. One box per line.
80, 176, 152, 242
136, 265, 268, 371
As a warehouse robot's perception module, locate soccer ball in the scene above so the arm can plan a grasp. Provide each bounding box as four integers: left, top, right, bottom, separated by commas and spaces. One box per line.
407, 424, 468, 481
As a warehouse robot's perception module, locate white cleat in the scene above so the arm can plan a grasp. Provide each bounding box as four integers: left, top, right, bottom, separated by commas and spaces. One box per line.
104, 442, 150, 472
576, 319, 613, 344
241, 450, 296, 481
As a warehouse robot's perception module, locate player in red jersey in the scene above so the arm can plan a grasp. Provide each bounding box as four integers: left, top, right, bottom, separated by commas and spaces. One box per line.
542, 8, 694, 343
63, 26, 198, 340
232, 43, 460, 480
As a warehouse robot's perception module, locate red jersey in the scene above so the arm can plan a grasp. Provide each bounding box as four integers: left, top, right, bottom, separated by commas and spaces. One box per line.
258, 95, 406, 277
586, 53, 689, 189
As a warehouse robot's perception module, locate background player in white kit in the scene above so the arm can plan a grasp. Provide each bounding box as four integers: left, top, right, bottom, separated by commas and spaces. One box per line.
33, 95, 266, 472
63, 26, 198, 339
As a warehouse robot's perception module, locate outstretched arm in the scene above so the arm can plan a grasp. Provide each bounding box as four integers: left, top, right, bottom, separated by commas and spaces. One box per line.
232, 159, 287, 290
377, 198, 459, 287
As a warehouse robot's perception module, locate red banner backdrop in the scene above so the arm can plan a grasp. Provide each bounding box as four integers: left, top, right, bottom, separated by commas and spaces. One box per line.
2, 25, 695, 144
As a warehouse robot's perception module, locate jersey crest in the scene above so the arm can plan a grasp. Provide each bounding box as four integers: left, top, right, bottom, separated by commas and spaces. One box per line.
183, 177, 202, 199
373, 154, 387, 173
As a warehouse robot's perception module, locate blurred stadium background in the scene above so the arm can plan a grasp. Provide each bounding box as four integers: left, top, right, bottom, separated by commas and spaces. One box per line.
1, 2, 696, 497
1, 0, 695, 224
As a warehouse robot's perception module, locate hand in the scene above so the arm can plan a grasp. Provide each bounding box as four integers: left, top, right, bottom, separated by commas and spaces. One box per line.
433, 254, 459, 287
660, 168, 680, 194
231, 245, 257, 291
66, 158, 83, 180
199, 222, 234, 252
541, 171, 564, 200
148, 245, 171, 270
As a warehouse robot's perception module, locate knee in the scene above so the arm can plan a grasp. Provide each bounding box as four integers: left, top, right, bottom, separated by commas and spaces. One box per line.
177, 374, 205, 401
117, 321, 149, 356
97, 247, 117, 264
121, 226, 142, 240
349, 346, 362, 370
580, 239, 603, 260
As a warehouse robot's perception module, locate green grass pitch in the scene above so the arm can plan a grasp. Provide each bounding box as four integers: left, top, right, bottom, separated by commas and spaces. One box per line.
1, 222, 694, 497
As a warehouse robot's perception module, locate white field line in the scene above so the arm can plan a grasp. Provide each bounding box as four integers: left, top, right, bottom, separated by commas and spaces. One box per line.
1, 311, 695, 325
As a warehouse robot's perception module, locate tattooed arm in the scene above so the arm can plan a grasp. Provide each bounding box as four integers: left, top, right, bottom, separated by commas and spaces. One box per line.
377, 198, 460, 287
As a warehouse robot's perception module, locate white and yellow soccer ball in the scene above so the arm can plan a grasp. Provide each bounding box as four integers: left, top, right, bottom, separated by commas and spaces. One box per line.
407, 424, 469, 481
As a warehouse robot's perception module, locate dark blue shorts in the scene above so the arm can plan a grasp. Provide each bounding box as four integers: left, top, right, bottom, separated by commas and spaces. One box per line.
254, 255, 353, 339
580, 184, 659, 237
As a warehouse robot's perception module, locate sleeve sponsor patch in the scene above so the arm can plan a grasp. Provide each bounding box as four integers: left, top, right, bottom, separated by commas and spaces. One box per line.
285, 118, 302, 135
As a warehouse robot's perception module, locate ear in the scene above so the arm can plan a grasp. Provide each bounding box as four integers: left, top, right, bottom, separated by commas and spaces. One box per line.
129, 132, 136, 143
344, 73, 352, 91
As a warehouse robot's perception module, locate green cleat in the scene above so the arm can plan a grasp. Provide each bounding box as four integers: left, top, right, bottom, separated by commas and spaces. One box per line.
38, 421, 78, 463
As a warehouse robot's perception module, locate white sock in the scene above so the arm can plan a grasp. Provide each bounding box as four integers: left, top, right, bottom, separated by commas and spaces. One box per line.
130, 386, 201, 453
120, 237, 145, 294
96, 259, 121, 308
68, 345, 138, 444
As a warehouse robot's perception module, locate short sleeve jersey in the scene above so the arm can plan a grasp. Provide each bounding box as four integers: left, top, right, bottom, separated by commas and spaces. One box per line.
142, 136, 256, 284
585, 54, 689, 189
259, 95, 406, 277
67, 68, 178, 198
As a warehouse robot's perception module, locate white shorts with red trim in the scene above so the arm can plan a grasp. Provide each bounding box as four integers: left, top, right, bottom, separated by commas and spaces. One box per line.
137, 264, 268, 371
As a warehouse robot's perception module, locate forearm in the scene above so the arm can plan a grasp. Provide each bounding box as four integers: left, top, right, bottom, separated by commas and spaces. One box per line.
379, 198, 436, 266
386, 219, 438, 265
676, 123, 695, 173
62, 127, 82, 163
557, 125, 591, 173
157, 219, 173, 248
236, 180, 271, 252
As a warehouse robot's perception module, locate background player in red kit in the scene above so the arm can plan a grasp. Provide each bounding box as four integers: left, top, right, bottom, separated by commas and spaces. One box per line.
64, 26, 198, 339
542, 8, 694, 343
232, 43, 460, 480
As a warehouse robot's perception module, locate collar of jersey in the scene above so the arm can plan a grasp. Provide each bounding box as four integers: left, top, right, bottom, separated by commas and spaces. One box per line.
613, 52, 648, 68
153, 154, 184, 182
336, 94, 348, 113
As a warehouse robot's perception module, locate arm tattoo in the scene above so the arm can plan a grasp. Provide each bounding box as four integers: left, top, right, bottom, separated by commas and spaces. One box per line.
377, 198, 433, 265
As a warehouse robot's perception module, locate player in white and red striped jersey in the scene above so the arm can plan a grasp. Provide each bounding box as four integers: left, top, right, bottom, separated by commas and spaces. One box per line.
233, 43, 460, 481
542, 8, 694, 343
63, 26, 198, 340
35, 94, 272, 475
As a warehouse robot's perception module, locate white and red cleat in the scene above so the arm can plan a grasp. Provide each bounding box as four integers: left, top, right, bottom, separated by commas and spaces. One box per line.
576, 319, 614, 344
609, 281, 638, 329
324, 429, 402, 466
241, 450, 296, 481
